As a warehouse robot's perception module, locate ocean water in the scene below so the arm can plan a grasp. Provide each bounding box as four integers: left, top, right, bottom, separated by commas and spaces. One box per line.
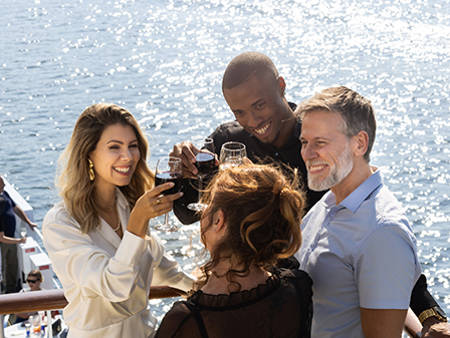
1, 0, 449, 321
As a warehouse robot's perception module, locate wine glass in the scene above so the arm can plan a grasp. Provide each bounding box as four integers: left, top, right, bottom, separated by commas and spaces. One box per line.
219, 141, 247, 170
187, 138, 216, 212
20, 230, 27, 243
154, 156, 183, 231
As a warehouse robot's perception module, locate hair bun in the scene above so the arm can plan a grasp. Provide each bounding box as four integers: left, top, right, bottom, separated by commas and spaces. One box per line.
279, 187, 289, 199
272, 179, 283, 195
272, 180, 290, 200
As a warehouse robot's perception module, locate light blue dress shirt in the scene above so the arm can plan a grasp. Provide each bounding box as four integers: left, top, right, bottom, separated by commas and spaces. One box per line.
295, 170, 421, 338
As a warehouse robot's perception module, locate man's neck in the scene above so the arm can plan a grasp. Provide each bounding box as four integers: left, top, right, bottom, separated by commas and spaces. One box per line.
332, 161, 374, 205
271, 102, 296, 148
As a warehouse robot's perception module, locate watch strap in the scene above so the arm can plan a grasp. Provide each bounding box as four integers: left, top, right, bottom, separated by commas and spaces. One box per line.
418, 307, 447, 324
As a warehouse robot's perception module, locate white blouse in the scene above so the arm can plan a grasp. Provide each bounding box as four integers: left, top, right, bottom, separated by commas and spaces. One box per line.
43, 189, 193, 338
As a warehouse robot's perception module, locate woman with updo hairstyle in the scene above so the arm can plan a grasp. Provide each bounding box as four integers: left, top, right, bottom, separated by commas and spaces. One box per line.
156, 164, 313, 338
43, 103, 193, 338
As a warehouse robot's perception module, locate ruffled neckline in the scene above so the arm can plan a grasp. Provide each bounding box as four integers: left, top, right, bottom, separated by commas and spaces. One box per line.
188, 274, 281, 309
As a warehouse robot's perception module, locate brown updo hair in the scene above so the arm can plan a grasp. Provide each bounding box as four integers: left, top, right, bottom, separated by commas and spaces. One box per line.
197, 163, 305, 292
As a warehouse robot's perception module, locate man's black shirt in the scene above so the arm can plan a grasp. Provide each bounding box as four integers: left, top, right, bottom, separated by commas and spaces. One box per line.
0, 191, 17, 236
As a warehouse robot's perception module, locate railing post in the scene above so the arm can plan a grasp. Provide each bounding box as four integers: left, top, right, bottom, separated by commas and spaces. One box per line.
46, 310, 52, 337
0, 314, 5, 338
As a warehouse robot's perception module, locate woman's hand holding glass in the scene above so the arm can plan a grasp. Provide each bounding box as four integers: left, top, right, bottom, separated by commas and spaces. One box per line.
127, 180, 183, 238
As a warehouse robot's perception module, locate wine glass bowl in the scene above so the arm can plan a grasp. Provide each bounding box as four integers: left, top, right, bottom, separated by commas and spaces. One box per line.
187, 138, 216, 212
219, 141, 247, 170
195, 152, 216, 177
154, 172, 183, 196
154, 156, 183, 231
195, 137, 216, 177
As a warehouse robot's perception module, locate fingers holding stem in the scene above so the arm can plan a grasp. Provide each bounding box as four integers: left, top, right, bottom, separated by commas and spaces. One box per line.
128, 182, 183, 238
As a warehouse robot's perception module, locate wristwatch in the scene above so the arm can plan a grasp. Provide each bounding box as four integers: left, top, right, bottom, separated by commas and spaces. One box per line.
418, 306, 448, 324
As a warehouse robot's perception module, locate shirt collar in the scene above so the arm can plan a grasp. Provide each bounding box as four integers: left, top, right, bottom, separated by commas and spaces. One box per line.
339, 169, 383, 213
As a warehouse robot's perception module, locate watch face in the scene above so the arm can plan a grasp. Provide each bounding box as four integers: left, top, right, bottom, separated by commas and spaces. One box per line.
435, 306, 447, 318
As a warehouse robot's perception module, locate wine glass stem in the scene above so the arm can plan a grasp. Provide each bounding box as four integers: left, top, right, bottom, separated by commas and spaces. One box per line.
198, 176, 203, 203
164, 212, 169, 226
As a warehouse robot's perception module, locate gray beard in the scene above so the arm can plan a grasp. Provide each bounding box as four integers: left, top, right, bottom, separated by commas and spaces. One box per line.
307, 147, 354, 192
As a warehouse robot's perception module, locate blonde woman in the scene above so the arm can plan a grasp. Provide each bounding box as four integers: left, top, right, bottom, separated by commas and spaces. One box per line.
43, 104, 193, 338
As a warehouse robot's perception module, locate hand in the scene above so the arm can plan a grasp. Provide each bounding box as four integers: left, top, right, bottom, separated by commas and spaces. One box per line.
170, 141, 200, 178
127, 183, 183, 237
422, 320, 450, 338
19, 236, 26, 244
28, 222, 38, 231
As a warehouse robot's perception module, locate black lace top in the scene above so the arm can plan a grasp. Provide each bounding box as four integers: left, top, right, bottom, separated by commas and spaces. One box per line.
155, 269, 313, 338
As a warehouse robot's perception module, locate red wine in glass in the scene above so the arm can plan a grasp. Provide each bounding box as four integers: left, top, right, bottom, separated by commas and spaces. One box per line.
154, 172, 182, 195
195, 152, 216, 177
187, 138, 216, 211
154, 156, 182, 231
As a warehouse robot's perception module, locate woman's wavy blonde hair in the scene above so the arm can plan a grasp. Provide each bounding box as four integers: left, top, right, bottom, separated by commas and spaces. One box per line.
196, 163, 305, 292
57, 103, 153, 233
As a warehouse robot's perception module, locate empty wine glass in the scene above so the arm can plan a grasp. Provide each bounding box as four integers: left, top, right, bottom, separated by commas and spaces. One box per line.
187, 138, 216, 212
154, 156, 183, 231
20, 230, 27, 244
219, 141, 247, 170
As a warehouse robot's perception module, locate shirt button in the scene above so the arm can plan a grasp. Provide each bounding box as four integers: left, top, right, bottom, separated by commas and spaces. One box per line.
275, 152, 279, 156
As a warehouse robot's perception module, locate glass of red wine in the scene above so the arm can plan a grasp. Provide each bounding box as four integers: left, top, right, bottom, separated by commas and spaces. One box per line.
187, 138, 216, 212
154, 156, 183, 231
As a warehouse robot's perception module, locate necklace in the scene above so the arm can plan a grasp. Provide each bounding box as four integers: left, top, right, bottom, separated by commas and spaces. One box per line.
112, 221, 121, 232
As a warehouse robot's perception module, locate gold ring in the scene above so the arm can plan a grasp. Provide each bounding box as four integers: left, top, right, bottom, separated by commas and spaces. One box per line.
155, 199, 161, 205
